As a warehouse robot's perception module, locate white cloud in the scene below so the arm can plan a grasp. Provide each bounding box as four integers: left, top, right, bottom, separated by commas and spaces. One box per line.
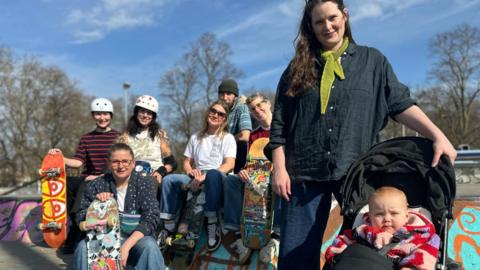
349, 0, 430, 22
67, 0, 174, 43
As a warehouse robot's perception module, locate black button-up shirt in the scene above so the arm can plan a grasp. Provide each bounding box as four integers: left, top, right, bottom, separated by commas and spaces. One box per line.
268, 43, 416, 182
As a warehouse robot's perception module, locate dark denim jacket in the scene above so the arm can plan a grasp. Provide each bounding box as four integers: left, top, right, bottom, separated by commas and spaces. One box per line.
75, 172, 160, 237
268, 43, 416, 182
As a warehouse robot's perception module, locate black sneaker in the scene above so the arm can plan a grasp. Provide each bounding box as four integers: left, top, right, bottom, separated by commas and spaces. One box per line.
207, 222, 221, 251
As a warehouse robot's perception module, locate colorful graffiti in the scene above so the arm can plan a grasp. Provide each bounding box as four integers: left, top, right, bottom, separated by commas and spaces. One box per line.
448, 205, 480, 270
0, 197, 43, 244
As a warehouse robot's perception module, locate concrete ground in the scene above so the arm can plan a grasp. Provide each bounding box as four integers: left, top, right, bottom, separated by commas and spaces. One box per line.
0, 241, 72, 270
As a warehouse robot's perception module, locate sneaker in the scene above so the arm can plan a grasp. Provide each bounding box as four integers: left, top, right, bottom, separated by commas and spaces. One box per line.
259, 238, 279, 263
157, 229, 172, 249
207, 222, 222, 251
230, 238, 251, 264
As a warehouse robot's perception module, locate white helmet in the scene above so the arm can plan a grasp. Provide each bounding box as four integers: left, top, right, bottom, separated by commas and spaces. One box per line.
91, 98, 114, 114
135, 95, 158, 114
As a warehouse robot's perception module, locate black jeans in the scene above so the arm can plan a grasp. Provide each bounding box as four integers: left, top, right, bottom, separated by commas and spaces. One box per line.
65, 176, 86, 246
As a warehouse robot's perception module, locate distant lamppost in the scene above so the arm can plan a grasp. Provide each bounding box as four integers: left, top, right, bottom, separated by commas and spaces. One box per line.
122, 82, 131, 127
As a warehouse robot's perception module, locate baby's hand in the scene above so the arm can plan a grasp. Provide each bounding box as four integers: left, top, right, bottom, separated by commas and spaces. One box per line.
374, 231, 394, 249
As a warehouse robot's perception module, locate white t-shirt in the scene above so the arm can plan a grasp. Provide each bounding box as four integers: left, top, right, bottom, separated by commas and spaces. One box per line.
184, 132, 236, 171
117, 186, 127, 212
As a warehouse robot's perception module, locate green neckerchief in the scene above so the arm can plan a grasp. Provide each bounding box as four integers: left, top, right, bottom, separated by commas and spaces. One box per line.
319, 38, 349, 114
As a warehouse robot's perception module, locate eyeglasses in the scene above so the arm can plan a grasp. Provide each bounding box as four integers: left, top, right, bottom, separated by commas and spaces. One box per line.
208, 108, 227, 118
110, 159, 133, 167
248, 100, 267, 111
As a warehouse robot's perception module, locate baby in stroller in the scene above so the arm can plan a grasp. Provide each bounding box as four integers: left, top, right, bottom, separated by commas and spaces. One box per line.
323, 137, 457, 270
325, 186, 440, 270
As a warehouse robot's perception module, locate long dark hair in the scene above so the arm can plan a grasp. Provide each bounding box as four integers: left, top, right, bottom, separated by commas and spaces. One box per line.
126, 106, 161, 140
286, 0, 354, 97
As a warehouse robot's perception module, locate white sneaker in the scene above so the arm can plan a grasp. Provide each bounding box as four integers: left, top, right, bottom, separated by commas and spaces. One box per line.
230, 238, 251, 264
259, 238, 279, 263
207, 222, 221, 251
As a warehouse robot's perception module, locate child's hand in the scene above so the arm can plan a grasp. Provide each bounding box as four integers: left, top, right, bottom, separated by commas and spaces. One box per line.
374, 231, 393, 249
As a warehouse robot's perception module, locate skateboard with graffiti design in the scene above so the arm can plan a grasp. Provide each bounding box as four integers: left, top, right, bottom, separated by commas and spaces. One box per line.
166, 182, 205, 251
38, 152, 67, 248
241, 137, 274, 249
79, 198, 122, 270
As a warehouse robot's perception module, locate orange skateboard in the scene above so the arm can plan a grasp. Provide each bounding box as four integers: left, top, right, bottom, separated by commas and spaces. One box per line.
38, 152, 67, 248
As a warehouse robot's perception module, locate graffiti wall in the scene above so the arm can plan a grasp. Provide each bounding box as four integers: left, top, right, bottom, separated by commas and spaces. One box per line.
0, 195, 478, 269
0, 197, 43, 244
447, 200, 480, 270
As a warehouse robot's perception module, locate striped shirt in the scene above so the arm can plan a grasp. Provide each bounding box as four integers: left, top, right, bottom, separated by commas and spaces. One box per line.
73, 129, 119, 176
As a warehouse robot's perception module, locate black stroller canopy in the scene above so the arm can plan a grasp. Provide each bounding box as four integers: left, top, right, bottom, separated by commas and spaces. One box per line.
340, 136, 456, 232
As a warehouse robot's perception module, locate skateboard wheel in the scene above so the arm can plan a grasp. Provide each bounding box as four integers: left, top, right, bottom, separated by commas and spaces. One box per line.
38, 169, 43, 176
107, 216, 118, 227
56, 222, 63, 230
187, 240, 195, 248
37, 223, 45, 231
165, 237, 173, 246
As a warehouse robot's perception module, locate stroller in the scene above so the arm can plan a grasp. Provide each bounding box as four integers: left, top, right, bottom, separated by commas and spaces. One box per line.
325, 137, 457, 270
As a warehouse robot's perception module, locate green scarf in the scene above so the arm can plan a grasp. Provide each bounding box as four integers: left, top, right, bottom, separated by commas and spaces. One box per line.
319, 38, 349, 114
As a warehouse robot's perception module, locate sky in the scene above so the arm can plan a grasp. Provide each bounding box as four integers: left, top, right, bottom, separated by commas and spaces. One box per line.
1, 0, 479, 100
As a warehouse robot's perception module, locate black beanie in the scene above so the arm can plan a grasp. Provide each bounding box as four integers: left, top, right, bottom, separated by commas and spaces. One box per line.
218, 79, 239, 96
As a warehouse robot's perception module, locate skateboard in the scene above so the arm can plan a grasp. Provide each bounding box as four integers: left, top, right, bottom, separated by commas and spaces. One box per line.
79, 198, 122, 270
166, 182, 205, 251
240, 137, 274, 250
38, 152, 67, 248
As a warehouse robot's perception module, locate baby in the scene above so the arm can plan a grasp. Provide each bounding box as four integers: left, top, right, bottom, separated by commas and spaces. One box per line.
325, 187, 440, 270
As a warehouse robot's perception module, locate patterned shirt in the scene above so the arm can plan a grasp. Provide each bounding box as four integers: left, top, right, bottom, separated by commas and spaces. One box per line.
227, 100, 252, 136
73, 129, 119, 176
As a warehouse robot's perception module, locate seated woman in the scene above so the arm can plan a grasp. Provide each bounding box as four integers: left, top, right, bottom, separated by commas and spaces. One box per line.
324, 187, 440, 270
74, 143, 164, 270
118, 95, 177, 188
157, 100, 236, 252
223, 92, 281, 264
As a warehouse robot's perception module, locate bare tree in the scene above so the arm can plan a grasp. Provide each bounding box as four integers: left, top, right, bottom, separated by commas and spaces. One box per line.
424, 23, 480, 147
0, 46, 91, 186
158, 32, 243, 152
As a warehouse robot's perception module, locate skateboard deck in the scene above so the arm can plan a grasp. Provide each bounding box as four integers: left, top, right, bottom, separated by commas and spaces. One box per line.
166, 183, 205, 251
38, 152, 67, 248
241, 137, 274, 250
80, 198, 122, 270
164, 182, 205, 269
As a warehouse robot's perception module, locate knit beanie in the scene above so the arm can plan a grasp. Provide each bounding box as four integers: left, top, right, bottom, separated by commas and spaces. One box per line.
218, 79, 239, 96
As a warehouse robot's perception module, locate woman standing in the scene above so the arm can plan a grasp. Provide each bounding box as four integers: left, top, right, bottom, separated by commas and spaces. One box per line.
118, 95, 177, 187
267, 1, 456, 269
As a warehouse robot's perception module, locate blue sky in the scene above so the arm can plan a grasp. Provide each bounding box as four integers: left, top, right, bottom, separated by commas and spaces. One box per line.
1, 0, 479, 99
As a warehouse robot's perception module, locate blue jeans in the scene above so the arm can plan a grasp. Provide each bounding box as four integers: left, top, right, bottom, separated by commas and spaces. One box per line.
74, 236, 164, 270
223, 174, 281, 233
160, 169, 225, 219
278, 181, 338, 270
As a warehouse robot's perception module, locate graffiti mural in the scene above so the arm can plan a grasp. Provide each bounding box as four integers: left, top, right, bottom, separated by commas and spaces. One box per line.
448, 205, 480, 270
0, 198, 43, 244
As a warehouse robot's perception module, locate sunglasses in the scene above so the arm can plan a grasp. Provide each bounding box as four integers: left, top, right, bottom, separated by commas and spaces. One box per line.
209, 107, 227, 118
